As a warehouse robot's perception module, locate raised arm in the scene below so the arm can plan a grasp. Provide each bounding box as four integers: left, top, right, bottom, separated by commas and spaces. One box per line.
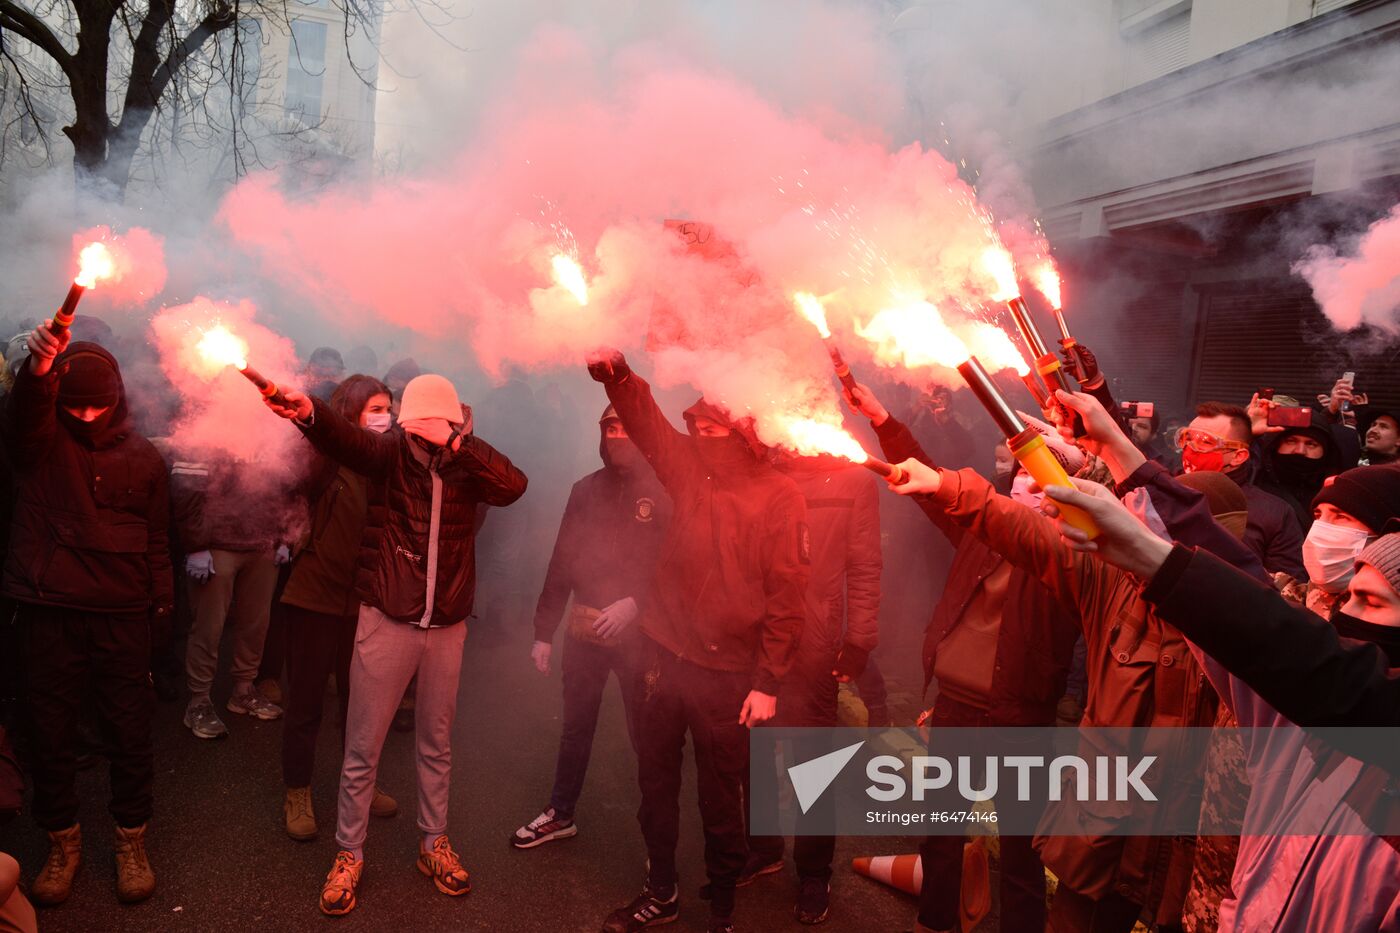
4, 328, 67, 470
297, 396, 398, 481
588, 351, 690, 489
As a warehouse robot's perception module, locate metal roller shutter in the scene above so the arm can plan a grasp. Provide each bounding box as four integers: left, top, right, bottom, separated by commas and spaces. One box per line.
1100, 287, 1193, 413
1191, 284, 1400, 410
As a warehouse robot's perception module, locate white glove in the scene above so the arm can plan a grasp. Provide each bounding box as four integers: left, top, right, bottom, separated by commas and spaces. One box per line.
531, 640, 552, 675
186, 550, 215, 582
275, 544, 292, 565
593, 597, 639, 639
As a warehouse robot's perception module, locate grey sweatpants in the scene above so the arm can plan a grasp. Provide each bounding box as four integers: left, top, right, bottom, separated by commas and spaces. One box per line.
335, 604, 467, 852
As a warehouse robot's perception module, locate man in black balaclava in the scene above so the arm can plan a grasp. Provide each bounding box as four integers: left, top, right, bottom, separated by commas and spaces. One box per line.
587, 350, 808, 933
3, 324, 173, 908
512, 405, 671, 850
1257, 410, 1347, 531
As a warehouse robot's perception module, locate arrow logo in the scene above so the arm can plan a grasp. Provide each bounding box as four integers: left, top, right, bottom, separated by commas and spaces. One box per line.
787, 741, 865, 814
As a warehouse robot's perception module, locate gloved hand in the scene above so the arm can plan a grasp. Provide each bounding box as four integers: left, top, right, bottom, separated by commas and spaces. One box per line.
531, 640, 552, 675
274, 544, 292, 565
185, 550, 215, 583
831, 642, 870, 682
1061, 342, 1102, 387
593, 596, 639, 639
586, 349, 630, 385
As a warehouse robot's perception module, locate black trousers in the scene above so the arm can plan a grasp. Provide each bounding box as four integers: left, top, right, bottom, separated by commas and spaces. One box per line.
917, 697, 1047, 933
280, 605, 356, 788
636, 639, 750, 919
747, 647, 840, 882
19, 604, 154, 831
548, 633, 642, 820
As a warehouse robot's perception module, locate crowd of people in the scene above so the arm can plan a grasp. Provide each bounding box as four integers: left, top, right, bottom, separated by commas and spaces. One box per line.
0, 308, 1398, 933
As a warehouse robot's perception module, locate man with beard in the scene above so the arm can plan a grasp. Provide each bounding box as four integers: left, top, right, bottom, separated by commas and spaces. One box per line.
587, 351, 807, 933
5, 324, 173, 906
1176, 402, 1305, 579
512, 406, 671, 849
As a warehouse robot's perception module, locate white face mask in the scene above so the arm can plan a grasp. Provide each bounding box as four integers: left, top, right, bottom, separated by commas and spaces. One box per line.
1303, 520, 1373, 593
1010, 471, 1045, 510
363, 412, 393, 434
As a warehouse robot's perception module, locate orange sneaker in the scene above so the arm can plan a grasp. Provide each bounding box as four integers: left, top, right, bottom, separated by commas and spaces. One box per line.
319, 850, 363, 916
416, 835, 471, 896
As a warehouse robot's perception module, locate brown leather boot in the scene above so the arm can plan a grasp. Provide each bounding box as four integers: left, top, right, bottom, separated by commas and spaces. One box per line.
114, 823, 156, 903
31, 823, 81, 906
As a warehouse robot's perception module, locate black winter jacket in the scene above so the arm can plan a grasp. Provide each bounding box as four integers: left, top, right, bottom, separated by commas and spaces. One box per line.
299, 397, 527, 628
532, 455, 671, 643
2, 346, 174, 618
603, 373, 808, 694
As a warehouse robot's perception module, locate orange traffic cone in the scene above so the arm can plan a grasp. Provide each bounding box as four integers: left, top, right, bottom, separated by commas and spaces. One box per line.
851, 845, 991, 932
851, 852, 922, 895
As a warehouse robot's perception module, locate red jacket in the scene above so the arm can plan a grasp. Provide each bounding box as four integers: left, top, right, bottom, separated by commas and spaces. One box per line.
603, 373, 808, 693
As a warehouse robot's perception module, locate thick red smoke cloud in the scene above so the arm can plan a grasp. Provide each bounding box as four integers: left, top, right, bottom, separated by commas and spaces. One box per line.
220, 26, 1028, 447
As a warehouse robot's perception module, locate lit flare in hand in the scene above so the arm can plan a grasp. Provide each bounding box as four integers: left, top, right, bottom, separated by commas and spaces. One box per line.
551, 253, 589, 306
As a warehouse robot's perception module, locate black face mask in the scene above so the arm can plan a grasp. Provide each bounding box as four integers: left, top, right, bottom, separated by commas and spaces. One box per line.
1332, 609, 1400, 667
695, 433, 751, 471
57, 406, 117, 446
1273, 452, 1329, 489
602, 436, 647, 475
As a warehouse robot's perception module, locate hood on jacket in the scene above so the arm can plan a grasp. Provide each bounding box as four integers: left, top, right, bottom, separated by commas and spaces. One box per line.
53, 341, 131, 449
1263, 409, 1344, 485
682, 397, 766, 459
598, 404, 648, 476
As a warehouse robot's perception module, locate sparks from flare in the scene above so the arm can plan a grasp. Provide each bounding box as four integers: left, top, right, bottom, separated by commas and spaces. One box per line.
792, 292, 832, 339
551, 253, 590, 306
75, 242, 115, 288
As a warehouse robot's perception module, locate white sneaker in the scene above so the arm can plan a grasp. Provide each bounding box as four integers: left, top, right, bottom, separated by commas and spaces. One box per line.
510, 806, 578, 849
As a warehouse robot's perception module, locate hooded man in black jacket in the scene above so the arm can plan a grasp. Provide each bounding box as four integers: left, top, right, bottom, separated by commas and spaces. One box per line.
512, 405, 671, 850
5, 324, 173, 908
266, 373, 527, 917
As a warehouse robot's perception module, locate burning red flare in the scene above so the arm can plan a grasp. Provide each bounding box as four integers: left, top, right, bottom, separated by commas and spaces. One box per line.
981, 245, 1020, 302
551, 253, 589, 305
195, 324, 250, 374
74, 242, 115, 288
964, 323, 1030, 378
856, 298, 970, 371
776, 416, 868, 462
1031, 260, 1062, 310
793, 292, 832, 339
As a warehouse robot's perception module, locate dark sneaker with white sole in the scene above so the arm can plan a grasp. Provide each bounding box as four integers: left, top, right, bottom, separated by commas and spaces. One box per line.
795, 877, 831, 924
511, 806, 578, 849
601, 885, 679, 931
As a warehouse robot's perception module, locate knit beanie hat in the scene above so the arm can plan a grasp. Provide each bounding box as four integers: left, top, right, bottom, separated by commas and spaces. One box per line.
397, 374, 463, 424
1358, 533, 1400, 595
1311, 464, 1400, 535
1177, 470, 1249, 540
56, 346, 121, 408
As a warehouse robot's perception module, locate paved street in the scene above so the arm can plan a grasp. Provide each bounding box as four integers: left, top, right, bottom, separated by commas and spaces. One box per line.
0, 624, 940, 932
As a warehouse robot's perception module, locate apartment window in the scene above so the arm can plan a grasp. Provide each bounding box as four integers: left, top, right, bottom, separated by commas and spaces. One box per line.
1131, 9, 1191, 80
284, 19, 327, 119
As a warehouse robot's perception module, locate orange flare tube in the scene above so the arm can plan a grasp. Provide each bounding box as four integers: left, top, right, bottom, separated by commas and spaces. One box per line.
862, 456, 908, 485
239, 363, 288, 408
